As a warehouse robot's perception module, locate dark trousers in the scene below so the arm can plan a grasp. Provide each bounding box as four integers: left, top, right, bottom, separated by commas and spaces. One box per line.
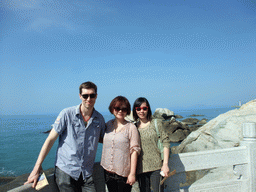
104, 169, 132, 192
137, 170, 164, 192
54, 166, 96, 192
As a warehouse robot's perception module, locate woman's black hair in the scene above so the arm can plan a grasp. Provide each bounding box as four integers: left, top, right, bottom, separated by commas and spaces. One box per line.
132, 97, 152, 122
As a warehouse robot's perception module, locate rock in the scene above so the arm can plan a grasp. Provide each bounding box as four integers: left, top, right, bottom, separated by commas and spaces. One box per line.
162, 114, 176, 121
162, 121, 191, 142
163, 121, 181, 133
170, 100, 256, 189
154, 108, 205, 142
163, 121, 190, 143
188, 124, 202, 132
169, 129, 187, 143
0, 168, 55, 191
198, 119, 207, 125
0, 177, 16, 186
43, 129, 51, 134
190, 114, 204, 117
174, 99, 256, 154
175, 115, 183, 119
182, 118, 199, 125
153, 108, 174, 119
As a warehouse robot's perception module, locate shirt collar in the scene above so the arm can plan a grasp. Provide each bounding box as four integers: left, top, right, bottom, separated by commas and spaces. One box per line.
75, 104, 97, 119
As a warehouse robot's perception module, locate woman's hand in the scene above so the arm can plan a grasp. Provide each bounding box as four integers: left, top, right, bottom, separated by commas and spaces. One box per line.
161, 163, 170, 177
127, 150, 138, 185
126, 173, 136, 185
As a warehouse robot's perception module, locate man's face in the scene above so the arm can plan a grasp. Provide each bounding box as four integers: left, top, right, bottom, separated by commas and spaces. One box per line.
79, 88, 97, 110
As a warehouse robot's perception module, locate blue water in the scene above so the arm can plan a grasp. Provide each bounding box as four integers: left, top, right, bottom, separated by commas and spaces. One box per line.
0, 107, 233, 177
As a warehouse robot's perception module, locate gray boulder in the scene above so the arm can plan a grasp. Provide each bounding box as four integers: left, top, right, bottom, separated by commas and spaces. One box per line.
153, 108, 174, 119
170, 100, 256, 188
173, 99, 256, 154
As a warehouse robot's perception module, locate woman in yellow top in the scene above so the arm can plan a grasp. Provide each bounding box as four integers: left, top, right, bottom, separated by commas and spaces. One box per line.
132, 97, 170, 192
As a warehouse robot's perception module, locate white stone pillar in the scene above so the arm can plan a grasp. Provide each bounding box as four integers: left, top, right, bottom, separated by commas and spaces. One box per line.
240, 122, 256, 192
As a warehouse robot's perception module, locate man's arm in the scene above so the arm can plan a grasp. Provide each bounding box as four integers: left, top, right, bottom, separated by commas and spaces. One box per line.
24, 128, 59, 188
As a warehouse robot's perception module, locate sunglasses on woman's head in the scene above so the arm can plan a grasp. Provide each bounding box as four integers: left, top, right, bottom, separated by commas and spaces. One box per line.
135, 106, 148, 111
114, 107, 128, 112
81, 94, 96, 99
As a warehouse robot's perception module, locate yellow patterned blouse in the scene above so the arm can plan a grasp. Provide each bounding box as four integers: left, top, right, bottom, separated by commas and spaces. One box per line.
136, 119, 170, 174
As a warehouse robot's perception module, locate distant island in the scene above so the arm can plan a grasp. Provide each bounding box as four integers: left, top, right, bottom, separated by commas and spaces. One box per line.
190, 114, 204, 117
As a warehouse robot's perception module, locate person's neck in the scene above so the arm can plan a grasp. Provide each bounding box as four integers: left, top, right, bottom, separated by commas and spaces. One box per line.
139, 118, 150, 128
115, 118, 127, 127
140, 118, 150, 124
80, 104, 93, 117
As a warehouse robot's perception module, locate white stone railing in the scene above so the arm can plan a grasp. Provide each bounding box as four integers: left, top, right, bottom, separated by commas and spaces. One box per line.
165, 122, 256, 192
6, 123, 256, 192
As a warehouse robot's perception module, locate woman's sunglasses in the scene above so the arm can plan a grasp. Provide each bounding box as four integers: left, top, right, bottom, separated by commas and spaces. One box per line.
81, 94, 96, 99
135, 106, 148, 111
114, 107, 128, 112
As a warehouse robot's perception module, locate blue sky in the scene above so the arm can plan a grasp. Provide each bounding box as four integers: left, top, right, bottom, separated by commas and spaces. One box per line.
0, 0, 255, 115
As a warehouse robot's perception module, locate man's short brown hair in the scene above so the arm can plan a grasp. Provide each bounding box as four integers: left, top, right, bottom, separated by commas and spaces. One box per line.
79, 81, 97, 94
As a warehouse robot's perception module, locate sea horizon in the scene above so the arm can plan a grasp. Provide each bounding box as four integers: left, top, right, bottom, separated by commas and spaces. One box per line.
0, 105, 236, 116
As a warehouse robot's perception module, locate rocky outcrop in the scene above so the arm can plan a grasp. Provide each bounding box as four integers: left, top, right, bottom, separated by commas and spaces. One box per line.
152, 108, 175, 119
153, 109, 207, 143
169, 100, 256, 188
125, 108, 208, 143
173, 99, 256, 154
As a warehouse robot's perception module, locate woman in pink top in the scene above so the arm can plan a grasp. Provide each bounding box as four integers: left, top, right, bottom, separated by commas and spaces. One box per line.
101, 96, 141, 192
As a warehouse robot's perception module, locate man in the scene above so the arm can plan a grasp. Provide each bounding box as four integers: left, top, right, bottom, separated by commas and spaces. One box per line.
25, 81, 105, 192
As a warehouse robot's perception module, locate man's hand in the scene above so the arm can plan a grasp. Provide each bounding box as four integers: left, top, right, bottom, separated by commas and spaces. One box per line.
24, 165, 42, 188
24, 129, 58, 188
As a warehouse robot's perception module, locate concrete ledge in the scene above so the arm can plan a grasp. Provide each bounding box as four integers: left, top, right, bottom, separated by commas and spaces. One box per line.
3, 163, 140, 192
1, 163, 106, 192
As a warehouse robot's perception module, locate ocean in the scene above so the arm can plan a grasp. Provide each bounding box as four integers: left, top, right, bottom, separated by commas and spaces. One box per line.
0, 107, 234, 178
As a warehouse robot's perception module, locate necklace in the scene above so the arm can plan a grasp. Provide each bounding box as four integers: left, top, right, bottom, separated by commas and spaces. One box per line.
83, 115, 91, 122
83, 115, 90, 127
80, 108, 91, 127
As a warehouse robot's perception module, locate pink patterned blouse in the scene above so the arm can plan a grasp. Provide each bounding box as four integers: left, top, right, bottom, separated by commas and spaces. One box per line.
101, 119, 141, 177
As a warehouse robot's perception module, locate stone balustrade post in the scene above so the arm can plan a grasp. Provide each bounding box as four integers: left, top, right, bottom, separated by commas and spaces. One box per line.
240, 122, 256, 192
